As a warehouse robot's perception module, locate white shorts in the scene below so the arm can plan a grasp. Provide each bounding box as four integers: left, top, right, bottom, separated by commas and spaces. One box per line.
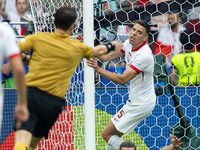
111, 102, 155, 133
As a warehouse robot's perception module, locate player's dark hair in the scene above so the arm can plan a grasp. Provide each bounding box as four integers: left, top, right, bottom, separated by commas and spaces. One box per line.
54, 6, 77, 31
180, 30, 195, 50
16, 0, 27, 4
135, 20, 150, 35
120, 141, 137, 150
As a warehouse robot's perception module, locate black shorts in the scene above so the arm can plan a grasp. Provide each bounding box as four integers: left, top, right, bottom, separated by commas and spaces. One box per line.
14, 87, 65, 138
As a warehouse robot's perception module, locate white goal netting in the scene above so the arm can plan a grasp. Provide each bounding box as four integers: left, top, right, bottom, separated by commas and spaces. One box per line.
1, 0, 200, 150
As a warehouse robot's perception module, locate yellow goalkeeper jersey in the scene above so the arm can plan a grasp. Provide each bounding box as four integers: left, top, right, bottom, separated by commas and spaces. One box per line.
171, 51, 200, 86
18, 32, 93, 98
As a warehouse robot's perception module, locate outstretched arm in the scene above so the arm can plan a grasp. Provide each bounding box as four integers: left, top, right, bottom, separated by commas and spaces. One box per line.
92, 41, 123, 61
161, 134, 183, 150
94, 41, 124, 61
87, 57, 137, 85
75, 33, 124, 61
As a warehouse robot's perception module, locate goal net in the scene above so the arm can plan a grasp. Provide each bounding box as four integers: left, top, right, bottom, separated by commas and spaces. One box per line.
1, 0, 200, 150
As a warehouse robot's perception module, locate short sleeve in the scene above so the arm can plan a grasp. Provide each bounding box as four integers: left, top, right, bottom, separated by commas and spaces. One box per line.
130, 53, 149, 73
18, 32, 38, 53
79, 42, 94, 59
4, 26, 20, 59
121, 45, 125, 53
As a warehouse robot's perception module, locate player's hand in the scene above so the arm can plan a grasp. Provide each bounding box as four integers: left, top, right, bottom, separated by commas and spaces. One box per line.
75, 33, 83, 42
170, 134, 183, 149
111, 41, 123, 51
15, 103, 29, 129
86, 57, 99, 72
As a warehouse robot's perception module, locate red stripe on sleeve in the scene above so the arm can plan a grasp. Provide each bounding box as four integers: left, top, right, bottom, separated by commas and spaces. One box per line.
8, 53, 21, 60
120, 49, 125, 53
130, 65, 141, 73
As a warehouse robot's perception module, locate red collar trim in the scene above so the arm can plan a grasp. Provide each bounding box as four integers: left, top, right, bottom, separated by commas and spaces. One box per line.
131, 41, 146, 52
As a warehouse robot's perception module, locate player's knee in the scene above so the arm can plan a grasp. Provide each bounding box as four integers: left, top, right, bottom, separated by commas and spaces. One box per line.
15, 130, 32, 148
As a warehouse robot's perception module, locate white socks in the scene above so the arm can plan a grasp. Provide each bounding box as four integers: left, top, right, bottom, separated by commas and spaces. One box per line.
106, 144, 115, 150
106, 135, 124, 150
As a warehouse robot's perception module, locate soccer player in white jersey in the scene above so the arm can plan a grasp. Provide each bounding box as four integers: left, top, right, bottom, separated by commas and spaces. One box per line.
0, 23, 28, 134
87, 20, 156, 150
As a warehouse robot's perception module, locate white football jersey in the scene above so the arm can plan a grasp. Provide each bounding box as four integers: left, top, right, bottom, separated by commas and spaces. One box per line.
0, 23, 20, 98
0, 23, 20, 134
121, 40, 156, 105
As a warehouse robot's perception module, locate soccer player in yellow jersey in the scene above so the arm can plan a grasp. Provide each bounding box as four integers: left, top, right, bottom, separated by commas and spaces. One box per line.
171, 30, 200, 86
13, 6, 123, 150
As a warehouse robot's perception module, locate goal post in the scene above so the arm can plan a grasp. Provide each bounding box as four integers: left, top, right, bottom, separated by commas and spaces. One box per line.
83, 0, 96, 150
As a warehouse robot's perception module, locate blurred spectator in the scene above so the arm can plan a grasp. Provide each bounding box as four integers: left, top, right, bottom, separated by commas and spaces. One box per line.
94, 0, 118, 40
116, 0, 133, 10
103, 0, 117, 15
171, 30, 200, 86
0, 0, 29, 35
0, 0, 3, 21
94, 0, 117, 16
1, 53, 30, 88
116, 0, 135, 35
116, 0, 149, 35
31, 0, 43, 17
154, 13, 185, 67
4, 0, 30, 14
186, 6, 200, 51
149, 14, 168, 53
116, 0, 148, 10
117, 23, 133, 35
